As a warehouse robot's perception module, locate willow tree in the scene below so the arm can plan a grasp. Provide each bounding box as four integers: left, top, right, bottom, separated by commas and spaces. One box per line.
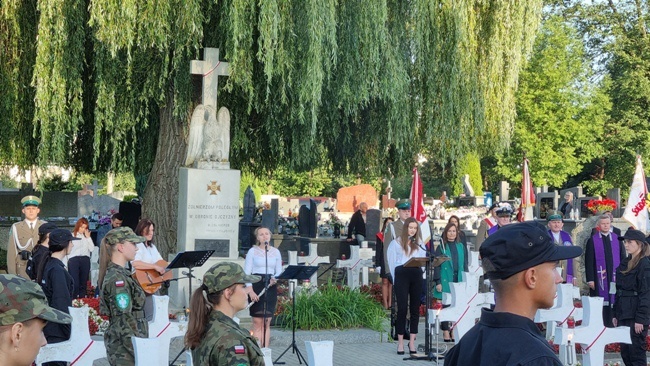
0, 0, 542, 257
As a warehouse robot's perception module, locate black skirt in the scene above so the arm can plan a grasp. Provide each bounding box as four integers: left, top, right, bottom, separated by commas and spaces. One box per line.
249, 274, 278, 318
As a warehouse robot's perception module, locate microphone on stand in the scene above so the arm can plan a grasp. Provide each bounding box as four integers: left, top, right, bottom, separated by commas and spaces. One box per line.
264, 241, 269, 252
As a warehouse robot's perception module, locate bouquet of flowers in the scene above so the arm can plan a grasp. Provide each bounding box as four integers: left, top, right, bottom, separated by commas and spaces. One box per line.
72, 298, 109, 335
586, 198, 617, 214
327, 213, 343, 227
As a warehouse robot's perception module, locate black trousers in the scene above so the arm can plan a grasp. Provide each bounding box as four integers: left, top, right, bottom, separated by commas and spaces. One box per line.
619, 318, 648, 366
395, 266, 423, 336
68, 256, 90, 298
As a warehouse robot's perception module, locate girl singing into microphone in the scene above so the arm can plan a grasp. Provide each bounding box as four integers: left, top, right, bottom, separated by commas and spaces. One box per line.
244, 227, 282, 347
387, 217, 426, 355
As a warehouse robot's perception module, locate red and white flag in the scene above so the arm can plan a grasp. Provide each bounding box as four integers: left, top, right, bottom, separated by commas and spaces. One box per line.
623, 155, 650, 233
520, 157, 536, 221
410, 167, 431, 243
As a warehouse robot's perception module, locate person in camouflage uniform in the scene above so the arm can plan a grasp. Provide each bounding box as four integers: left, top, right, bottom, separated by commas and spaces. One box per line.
185, 262, 265, 366
0, 274, 72, 366
98, 227, 147, 366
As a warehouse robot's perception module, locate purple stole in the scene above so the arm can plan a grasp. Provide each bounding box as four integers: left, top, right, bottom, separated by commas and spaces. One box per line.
548, 230, 574, 282
487, 225, 500, 236
592, 232, 620, 304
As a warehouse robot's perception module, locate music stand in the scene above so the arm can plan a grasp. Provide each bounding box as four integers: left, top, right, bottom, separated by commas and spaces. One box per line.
403, 255, 449, 362
167, 250, 213, 366
273, 265, 319, 365
166, 250, 214, 304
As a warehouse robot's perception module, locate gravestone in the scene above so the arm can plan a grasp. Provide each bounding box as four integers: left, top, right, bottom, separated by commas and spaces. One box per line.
534, 283, 583, 340
535, 190, 559, 220
239, 186, 259, 252
261, 198, 279, 233
298, 205, 311, 237
606, 188, 621, 218
78, 193, 121, 218
35, 306, 106, 366
336, 184, 378, 212
499, 181, 510, 202
364, 208, 382, 242
554, 296, 631, 366
147, 295, 187, 339
577, 196, 599, 218
462, 174, 475, 196
309, 199, 318, 237
294, 243, 330, 285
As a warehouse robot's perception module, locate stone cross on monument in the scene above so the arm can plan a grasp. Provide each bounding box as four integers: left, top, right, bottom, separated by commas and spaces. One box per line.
190, 48, 230, 108
554, 296, 631, 366
336, 245, 373, 289
297, 243, 330, 285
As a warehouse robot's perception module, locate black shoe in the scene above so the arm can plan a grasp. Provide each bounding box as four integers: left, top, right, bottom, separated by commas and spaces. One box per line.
408, 342, 417, 354
397, 350, 405, 355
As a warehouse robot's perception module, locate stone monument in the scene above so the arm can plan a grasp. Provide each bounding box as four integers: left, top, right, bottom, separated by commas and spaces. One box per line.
174, 47, 241, 307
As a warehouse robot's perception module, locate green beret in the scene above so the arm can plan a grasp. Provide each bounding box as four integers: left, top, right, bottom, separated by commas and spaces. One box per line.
547, 213, 563, 221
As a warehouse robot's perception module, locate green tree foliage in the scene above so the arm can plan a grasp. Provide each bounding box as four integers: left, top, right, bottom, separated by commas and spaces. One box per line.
493, 14, 610, 188
450, 151, 483, 196
0, 0, 543, 256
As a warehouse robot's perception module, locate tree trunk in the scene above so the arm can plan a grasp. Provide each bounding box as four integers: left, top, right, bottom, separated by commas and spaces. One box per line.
141, 90, 187, 260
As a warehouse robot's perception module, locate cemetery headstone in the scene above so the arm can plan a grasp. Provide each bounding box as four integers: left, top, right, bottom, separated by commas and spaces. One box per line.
606, 188, 621, 217
336, 245, 373, 289
535, 190, 559, 220
499, 181, 510, 202
298, 205, 311, 237
240, 186, 259, 252
534, 283, 583, 340
270, 198, 279, 232
578, 196, 599, 218
336, 184, 378, 212
364, 208, 382, 243
309, 199, 318, 238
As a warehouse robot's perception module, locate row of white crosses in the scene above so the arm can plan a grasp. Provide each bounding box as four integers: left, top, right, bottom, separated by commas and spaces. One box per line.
534, 282, 583, 340
36, 295, 187, 366
429, 253, 495, 342
336, 244, 375, 289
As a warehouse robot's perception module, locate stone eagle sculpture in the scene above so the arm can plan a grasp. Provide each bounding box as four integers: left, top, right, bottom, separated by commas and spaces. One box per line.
184, 104, 231, 169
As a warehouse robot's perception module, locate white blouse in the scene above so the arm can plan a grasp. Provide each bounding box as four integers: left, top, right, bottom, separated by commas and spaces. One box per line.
244, 245, 283, 286
387, 238, 427, 280
68, 232, 95, 258
133, 242, 163, 264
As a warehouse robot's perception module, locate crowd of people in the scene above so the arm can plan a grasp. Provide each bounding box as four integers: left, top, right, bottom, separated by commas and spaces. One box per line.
4, 193, 650, 366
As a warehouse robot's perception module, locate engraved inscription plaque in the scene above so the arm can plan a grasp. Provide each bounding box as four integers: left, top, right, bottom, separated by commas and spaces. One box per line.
195, 239, 230, 257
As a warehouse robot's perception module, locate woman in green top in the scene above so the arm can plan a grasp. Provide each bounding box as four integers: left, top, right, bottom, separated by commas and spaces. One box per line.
433, 222, 468, 342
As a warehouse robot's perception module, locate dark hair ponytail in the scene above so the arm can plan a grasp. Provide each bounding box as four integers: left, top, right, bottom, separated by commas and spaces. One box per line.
184, 285, 224, 349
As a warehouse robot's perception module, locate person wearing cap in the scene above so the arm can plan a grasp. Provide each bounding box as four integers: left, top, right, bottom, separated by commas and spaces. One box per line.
486, 202, 513, 237
35, 229, 80, 366
0, 274, 72, 366
383, 199, 413, 281
387, 217, 427, 355
444, 221, 582, 366
185, 262, 264, 365
7, 195, 46, 279
476, 202, 498, 249
613, 229, 650, 366
547, 213, 577, 285
98, 227, 148, 365
585, 213, 625, 328
26, 222, 57, 281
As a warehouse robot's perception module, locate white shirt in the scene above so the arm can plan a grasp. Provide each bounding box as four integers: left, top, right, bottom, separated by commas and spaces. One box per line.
67, 232, 95, 258
387, 238, 427, 280
133, 242, 163, 264
244, 245, 283, 286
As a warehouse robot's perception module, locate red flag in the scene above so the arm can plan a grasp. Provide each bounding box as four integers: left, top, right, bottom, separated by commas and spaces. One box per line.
521, 157, 535, 207
410, 167, 431, 242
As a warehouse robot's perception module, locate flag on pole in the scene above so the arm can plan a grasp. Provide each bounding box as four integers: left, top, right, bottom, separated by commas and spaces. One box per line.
520, 157, 536, 221
623, 155, 650, 233
410, 167, 431, 243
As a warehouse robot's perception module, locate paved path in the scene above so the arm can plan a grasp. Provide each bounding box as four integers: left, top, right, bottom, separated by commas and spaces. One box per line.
91, 319, 626, 366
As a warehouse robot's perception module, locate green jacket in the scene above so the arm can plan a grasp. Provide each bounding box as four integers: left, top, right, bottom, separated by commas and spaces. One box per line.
192, 310, 264, 366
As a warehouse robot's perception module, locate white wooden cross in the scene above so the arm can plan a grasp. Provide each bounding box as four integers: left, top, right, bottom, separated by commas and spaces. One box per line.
336, 245, 373, 289
429, 272, 494, 342
534, 283, 583, 340
292, 243, 330, 286
554, 296, 631, 366
35, 306, 106, 366
147, 295, 187, 339
190, 48, 230, 108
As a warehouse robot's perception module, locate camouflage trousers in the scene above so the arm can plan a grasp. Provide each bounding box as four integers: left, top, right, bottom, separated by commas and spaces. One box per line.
104, 317, 148, 366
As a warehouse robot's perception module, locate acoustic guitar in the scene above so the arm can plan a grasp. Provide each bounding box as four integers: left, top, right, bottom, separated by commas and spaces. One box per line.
134, 260, 173, 294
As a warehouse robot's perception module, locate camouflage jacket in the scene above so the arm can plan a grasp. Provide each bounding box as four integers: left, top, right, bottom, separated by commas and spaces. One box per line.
192, 310, 264, 366
100, 262, 147, 365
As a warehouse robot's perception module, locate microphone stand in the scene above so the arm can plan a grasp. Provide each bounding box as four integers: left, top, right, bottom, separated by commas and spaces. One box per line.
262, 241, 270, 348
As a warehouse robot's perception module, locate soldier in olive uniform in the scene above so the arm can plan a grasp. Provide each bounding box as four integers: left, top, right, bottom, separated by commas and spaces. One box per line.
98, 227, 147, 366
185, 262, 264, 366
0, 274, 72, 366
7, 196, 46, 279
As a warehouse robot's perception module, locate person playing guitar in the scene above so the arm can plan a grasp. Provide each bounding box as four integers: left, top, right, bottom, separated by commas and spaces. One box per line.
131, 219, 169, 321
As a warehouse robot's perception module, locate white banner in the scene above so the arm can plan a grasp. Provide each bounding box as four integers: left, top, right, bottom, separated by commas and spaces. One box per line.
623, 156, 650, 233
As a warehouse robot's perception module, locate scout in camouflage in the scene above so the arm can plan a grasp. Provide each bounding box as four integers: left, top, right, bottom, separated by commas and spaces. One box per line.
98, 227, 147, 366
185, 262, 265, 366
0, 274, 71, 366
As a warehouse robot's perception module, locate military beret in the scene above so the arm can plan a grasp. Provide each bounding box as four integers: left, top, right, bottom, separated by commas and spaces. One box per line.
0, 274, 72, 326
480, 221, 582, 280
203, 262, 260, 293
547, 213, 563, 222
21, 195, 41, 207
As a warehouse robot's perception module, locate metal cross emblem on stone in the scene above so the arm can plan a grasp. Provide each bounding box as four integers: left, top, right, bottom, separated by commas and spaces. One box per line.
190, 48, 230, 108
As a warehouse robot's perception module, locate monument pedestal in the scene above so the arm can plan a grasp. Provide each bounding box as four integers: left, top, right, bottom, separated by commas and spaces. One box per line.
171, 167, 241, 308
